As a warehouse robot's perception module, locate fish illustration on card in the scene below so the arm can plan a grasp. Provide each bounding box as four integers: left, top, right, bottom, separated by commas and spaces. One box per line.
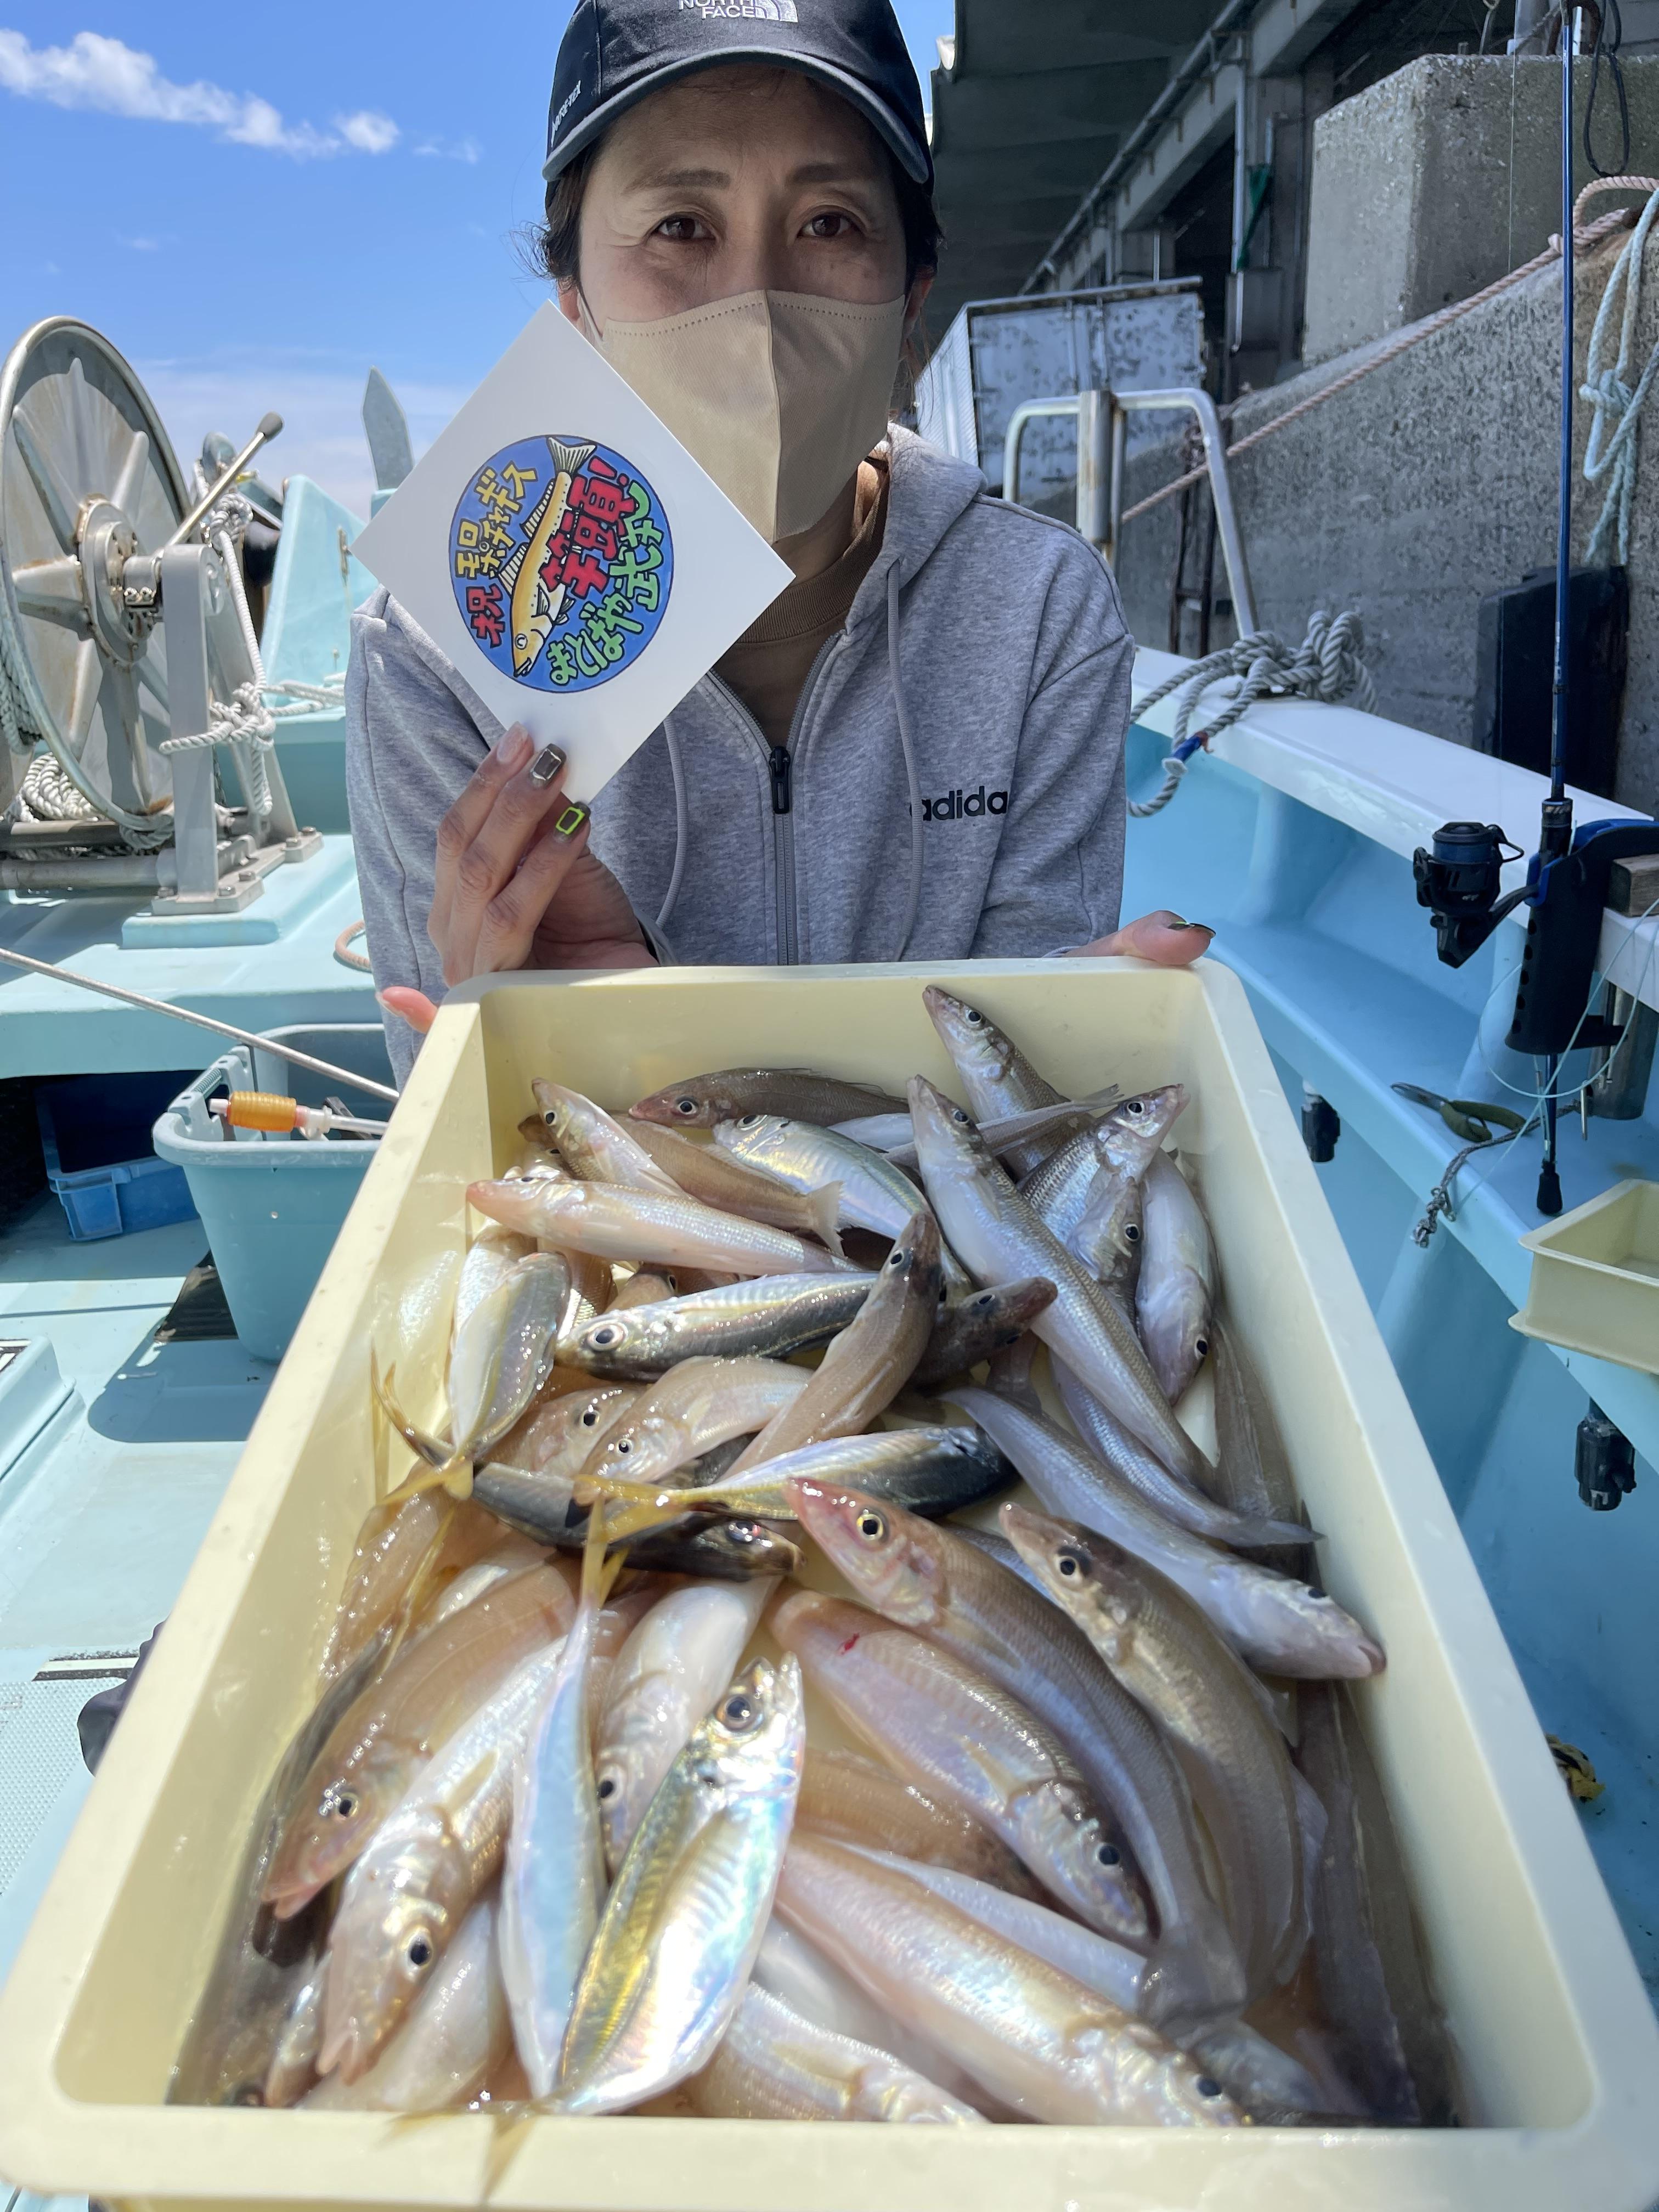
352, 303, 786, 798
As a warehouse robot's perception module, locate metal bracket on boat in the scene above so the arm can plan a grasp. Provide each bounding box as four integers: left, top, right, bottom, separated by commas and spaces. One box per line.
1002, 385, 1258, 635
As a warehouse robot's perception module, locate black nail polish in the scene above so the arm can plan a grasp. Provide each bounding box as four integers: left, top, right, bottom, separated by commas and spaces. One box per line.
529, 744, 567, 787
554, 801, 589, 837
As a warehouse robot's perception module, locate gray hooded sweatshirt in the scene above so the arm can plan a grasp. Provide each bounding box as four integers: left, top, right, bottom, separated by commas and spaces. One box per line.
346, 427, 1132, 1082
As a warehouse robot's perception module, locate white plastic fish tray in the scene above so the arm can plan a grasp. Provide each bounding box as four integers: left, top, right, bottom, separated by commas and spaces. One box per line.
0, 958, 1655, 2212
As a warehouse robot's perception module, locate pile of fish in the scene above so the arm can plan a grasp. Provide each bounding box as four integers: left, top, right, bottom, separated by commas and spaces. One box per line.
177, 984, 1453, 2131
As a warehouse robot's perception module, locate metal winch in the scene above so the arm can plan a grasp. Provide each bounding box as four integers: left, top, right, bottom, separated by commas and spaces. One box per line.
0, 316, 320, 915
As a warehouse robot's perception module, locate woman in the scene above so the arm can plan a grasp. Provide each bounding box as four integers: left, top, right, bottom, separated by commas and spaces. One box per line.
347, 0, 1211, 1077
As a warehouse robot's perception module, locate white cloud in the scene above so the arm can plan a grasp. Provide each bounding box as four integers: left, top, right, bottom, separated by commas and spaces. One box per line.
337, 108, 399, 154
414, 134, 480, 163
117, 233, 160, 252
0, 30, 399, 160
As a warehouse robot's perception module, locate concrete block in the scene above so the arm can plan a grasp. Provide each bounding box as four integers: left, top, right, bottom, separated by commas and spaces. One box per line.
1113, 220, 1659, 812
1302, 54, 1659, 364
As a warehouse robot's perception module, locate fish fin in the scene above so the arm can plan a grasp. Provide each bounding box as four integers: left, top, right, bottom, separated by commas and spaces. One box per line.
806, 1182, 847, 1261
374, 1362, 452, 1471
1275, 1768, 1327, 1983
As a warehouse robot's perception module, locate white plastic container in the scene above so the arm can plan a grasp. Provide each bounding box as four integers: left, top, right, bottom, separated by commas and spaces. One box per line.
0, 959, 1655, 2212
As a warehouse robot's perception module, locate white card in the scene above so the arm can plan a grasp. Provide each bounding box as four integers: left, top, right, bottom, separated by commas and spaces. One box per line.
351, 302, 792, 798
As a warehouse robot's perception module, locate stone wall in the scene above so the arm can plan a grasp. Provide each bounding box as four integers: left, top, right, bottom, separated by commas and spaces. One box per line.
1112, 223, 1659, 812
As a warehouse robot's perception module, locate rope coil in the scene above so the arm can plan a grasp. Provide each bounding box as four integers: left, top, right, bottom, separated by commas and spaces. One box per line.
1128, 610, 1378, 817
1581, 181, 1659, 562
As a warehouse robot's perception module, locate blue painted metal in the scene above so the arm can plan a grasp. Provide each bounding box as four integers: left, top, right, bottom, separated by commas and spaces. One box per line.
259, 476, 374, 839
0, 837, 376, 1077
1122, 721, 1659, 1998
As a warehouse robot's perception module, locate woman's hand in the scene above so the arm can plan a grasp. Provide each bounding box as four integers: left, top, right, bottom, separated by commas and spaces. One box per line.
1069, 911, 1216, 966
383, 727, 653, 1037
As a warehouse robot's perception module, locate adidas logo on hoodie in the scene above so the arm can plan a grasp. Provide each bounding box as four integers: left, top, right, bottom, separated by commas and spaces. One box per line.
918, 785, 1009, 822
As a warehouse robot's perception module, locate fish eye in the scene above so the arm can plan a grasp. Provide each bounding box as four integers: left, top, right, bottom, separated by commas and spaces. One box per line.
727, 1521, 758, 1543
580, 1407, 600, 1426
950, 1107, 970, 1125
591, 1323, 622, 1345
964, 1008, 984, 1027
596, 1775, 617, 1800
971, 1291, 992, 1309
720, 1691, 759, 1730
856, 1509, 886, 1541
406, 1932, 435, 1971
1195, 2075, 1223, 2100
1096, 1842, 1120, 1867
675, 1097, 698, 1116
885, 1248, 906, 1268
614, 1438, 633, 1455
1195, 1336, 1210, 1357
1125, 1224, 1141, 1243
321, 1785, 358, 1821
1058, 1551, 1082, 1578
1127, 1099, 1146, 1116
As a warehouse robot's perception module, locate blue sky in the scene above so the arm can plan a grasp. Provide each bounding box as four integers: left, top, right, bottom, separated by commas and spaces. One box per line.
0, 4, 953, 517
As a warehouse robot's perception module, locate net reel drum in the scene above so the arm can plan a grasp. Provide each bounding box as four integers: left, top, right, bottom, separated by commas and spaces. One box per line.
0, 317, 320, 911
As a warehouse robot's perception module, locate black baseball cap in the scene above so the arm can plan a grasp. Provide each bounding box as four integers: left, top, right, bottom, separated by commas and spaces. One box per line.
544, 0, 932, 190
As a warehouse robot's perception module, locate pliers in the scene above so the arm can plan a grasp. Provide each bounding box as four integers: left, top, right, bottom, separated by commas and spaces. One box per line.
1391, 1083, 1527, 1146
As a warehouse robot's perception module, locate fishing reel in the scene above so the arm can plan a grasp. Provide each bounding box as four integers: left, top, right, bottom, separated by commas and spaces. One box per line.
1415, 812, 1659, 1054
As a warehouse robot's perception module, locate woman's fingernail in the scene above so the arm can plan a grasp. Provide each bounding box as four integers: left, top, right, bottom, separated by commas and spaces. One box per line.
554, 800, 589, 838
493, 729, 532, 769
529, 743, 567, 787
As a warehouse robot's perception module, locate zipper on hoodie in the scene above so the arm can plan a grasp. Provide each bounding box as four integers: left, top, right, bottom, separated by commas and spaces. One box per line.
710, 634, 842, 966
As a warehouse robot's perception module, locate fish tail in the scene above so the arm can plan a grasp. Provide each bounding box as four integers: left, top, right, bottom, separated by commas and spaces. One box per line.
806, 1182, 847, 1261
546, 437, 596, 477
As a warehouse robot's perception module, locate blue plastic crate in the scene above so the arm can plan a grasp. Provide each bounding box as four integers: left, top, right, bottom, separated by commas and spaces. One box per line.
153, 1026, 392, 1362
35, 1071, 200, 1243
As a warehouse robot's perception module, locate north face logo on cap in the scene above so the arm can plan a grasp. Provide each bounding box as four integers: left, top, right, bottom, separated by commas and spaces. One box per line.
678, 0, 799, 17
921, 786, 1008, 822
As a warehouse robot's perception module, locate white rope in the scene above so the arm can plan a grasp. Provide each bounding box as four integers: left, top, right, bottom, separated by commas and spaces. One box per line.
1127, 610, 1378, 817
1581, 182, 1659, 563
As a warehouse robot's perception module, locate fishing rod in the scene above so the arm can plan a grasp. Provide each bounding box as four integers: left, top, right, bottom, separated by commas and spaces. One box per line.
0, 943, 400, 1105
1413, 0, 1658, 1217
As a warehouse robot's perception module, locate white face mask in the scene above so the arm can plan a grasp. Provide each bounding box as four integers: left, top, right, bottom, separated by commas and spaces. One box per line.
582, 289, 907, 543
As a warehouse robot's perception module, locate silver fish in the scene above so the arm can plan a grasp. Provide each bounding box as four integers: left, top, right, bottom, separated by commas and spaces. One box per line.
595, 1579, 774, 1869
922, 985, 1091, 1175
491, 1384, 644, 1482
1054, 1359, 1313, 1549
907, 1076, 1213, 1488
639, 1424, 1014, 1523
751, 1920, 989, 2109
499, 1579, 611, 2098
453, 1224, 536, 1341
773, 1592, 1146, 1943
689, 1982, 983, 2122
785, 1480, 1243, 2029
569, 1273, 874, 1377
631, 1068, 907, 1127
467, 1176, 854, 1277
714, 1115, 928, 1243
554, 1655, 806, 2115
1018, 1086, 1188, 1246
1137, 1152, 1217, 1402
263, 1962, 326, 2107
728, 1208, 942, 1470
774, 1836, 1246, 2125
850, 1850, 1331, 2121
957, 1389, 1384, 1679
574, 1355, 811, 1489
532, 1077, 685, 1195
1001, 1500, 1307, 2001
302, 1892, 510, 2112
319, 1639, 572, 2082
911, 1277, 1057, 1388
469, 1467, 804, 1581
